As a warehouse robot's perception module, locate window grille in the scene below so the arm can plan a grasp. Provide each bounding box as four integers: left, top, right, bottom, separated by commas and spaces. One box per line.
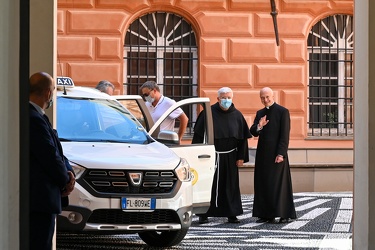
307, 14, 353, 137
124, 12, 198, 137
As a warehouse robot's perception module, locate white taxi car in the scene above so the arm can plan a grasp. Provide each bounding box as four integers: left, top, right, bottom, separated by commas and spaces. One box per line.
55, 77, 215, 247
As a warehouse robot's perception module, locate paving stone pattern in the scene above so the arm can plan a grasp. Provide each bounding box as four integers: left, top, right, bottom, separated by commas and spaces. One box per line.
57, 192, 352, 250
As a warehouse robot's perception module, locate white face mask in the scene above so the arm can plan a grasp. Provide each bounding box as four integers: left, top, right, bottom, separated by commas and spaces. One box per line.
145, 95, 155, 103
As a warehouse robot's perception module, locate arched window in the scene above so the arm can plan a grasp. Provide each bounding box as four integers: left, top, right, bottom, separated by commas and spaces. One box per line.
307, 14, 353, 137
123, 12, 198, 136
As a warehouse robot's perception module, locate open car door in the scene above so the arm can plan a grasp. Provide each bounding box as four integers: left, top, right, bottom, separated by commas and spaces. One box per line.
116, 95, 215, 214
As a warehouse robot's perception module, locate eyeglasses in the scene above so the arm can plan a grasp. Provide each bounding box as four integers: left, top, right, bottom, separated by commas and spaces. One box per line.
141, 89, 153, 97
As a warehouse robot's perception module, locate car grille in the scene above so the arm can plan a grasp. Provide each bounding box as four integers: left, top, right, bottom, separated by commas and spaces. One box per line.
81, 169, 178, 195
87, 209, 180, 224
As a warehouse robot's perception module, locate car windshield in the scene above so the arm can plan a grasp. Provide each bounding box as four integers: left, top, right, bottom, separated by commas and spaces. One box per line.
56, 96, 151, 144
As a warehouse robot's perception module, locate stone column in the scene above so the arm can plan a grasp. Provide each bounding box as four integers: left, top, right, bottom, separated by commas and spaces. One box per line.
30, 0, 57, 122
0, 1, 20, 249
354, 0, 375, 248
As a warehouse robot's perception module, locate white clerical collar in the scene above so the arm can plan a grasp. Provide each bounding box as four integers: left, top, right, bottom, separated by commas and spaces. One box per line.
266, 102, 275, 109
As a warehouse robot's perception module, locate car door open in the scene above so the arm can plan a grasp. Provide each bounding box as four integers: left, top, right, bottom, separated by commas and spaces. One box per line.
116, 96, 216, 214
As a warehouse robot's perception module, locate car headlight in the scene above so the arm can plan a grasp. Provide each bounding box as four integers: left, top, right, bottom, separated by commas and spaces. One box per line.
69, 162, 86, 179
175, 158, 191, 182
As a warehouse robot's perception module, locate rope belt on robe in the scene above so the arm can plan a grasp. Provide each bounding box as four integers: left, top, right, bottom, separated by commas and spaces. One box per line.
214, 147, 237, 207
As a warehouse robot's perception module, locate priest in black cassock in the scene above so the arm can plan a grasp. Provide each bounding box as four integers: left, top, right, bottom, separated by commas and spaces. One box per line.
192, 87, 251, 224
250, 87, 297, 224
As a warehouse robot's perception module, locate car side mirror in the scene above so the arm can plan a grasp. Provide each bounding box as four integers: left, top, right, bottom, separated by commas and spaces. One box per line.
157, 130, 179, 145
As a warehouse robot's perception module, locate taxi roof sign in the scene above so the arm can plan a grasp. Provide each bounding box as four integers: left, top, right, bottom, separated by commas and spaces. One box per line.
57, 76, 75, 87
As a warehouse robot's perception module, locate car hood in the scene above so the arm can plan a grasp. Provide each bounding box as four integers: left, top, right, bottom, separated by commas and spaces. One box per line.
61, 141, 181, 170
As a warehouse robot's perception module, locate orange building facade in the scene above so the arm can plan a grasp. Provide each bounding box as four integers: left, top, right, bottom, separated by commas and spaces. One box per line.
57, 0, 354, 192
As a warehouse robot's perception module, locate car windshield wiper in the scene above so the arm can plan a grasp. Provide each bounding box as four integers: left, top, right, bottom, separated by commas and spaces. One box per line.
98, 139, 149, 144
61, 138, 149, 144
74, 139, 135, 143
96, 139, 126, 143
59, 138, 72, 141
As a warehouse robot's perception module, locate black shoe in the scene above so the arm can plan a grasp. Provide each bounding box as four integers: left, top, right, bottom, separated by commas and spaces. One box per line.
256, 218, 275, 223
198, 216, 208, 224
268, 218, 278, 224
228, 216, 240, 223
278, 218, 291, 223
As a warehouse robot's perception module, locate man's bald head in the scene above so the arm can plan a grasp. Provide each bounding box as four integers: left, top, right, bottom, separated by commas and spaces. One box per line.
29, 72, 54, 96
29, 72, 55, 110
260, 87, 273, 96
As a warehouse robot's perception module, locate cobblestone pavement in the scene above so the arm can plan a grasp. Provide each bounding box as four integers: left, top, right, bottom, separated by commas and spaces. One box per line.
57, 192, 352, 250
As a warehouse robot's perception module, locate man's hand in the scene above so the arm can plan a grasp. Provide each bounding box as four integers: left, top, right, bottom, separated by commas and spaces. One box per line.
275, 155, 284, 163
259, 115, 269, 128
236, 159, 244, 167
62, 171, 75, 197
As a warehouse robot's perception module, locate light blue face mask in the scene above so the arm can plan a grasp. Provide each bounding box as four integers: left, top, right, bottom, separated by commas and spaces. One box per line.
220, 98, 232, 109
46, 95, 53, 109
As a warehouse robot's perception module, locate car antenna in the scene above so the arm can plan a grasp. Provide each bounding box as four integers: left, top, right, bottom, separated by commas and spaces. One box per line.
57, 50, 67, 95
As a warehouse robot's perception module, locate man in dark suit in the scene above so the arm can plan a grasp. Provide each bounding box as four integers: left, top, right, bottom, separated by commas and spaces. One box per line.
29, 72, 75, 250
250, 87, 296, 224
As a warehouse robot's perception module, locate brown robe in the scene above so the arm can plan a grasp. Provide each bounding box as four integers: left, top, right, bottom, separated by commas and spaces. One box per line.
193, 102, 251, 217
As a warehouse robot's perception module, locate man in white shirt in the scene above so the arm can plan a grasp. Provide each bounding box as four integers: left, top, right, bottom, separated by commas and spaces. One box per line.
140, 81, 188, 142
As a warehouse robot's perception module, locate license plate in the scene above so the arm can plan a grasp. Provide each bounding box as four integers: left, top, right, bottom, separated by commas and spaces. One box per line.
121, 197, 156, 210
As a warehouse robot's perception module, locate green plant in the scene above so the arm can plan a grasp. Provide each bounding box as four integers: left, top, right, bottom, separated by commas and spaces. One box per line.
323, 111, 337, 128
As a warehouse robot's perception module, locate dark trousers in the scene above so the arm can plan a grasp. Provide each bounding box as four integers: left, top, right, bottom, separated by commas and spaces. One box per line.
30, 212, 56, 250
